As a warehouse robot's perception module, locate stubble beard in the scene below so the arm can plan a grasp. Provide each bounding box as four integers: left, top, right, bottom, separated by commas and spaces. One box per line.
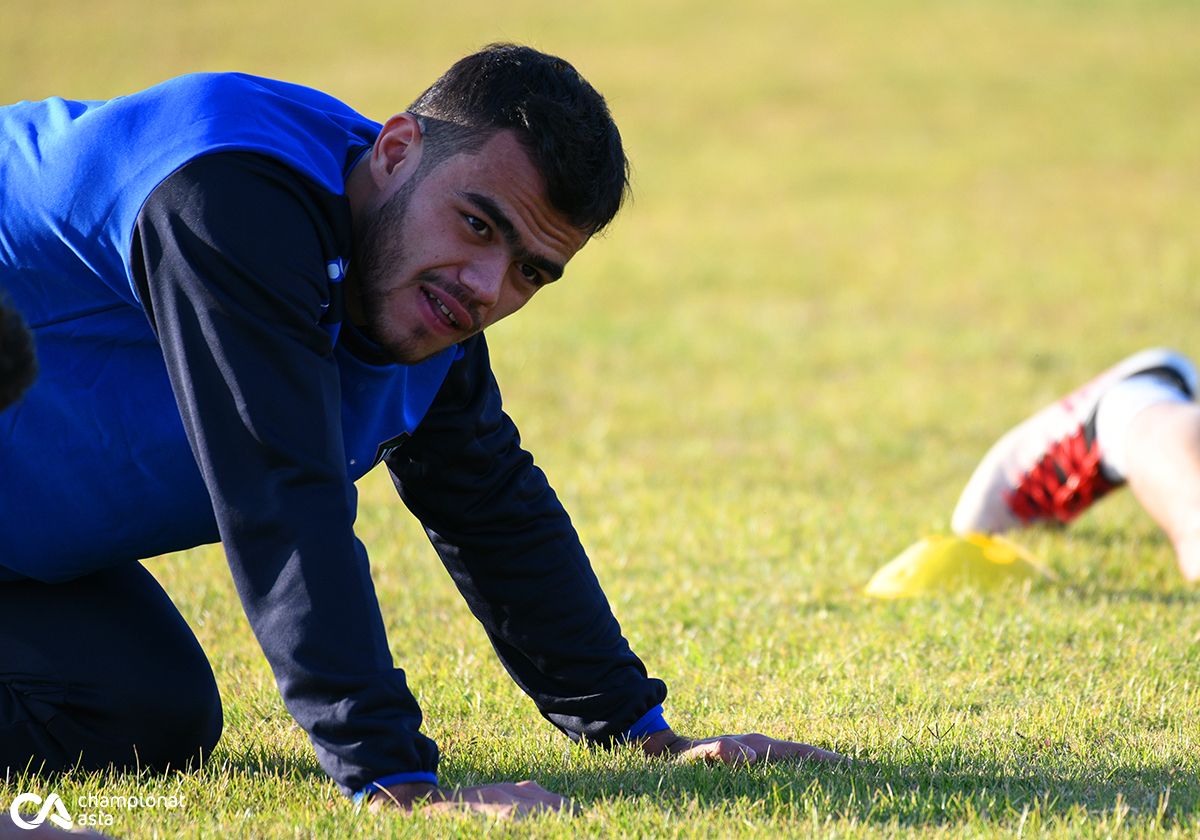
350, 179, 440, 365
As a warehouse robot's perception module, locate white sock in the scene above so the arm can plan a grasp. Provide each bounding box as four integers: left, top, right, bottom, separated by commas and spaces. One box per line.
1095, 372, 1192, 481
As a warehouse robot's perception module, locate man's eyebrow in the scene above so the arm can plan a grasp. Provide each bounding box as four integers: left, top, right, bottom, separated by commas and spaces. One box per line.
461, 191, 565, 281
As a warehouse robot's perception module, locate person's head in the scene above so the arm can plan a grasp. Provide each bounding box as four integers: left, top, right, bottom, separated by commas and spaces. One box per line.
346, 44, 629, 364
0, 297, 36, 411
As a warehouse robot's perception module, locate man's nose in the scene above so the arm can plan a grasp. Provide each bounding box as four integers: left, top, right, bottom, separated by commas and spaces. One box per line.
459, 256, 506, 307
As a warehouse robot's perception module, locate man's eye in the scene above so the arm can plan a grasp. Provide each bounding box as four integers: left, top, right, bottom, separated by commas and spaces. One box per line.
519, 264, 542, 285
465, 214, 489, 235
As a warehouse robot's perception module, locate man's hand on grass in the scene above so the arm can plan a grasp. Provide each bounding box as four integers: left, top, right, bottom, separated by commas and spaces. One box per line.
366, 729, 843, 820
368, 780, 570, 819
639, 728, 847, 765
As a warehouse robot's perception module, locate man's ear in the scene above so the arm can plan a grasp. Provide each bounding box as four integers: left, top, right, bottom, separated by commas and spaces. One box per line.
370, 112, 424, 187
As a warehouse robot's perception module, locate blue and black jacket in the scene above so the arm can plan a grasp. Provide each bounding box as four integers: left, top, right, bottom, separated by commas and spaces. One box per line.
0, 73, 667, 797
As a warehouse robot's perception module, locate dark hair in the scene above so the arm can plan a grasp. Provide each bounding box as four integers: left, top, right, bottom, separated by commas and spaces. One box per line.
0, 297, 36, 411
408, 44, 629, 236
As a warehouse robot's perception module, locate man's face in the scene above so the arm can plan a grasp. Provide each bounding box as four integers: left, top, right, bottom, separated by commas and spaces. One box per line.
351, 129, 589, 364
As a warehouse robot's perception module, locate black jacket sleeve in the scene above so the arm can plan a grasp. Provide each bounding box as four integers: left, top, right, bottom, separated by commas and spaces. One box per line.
130, 151, 437, 795
386, 334, 668, 742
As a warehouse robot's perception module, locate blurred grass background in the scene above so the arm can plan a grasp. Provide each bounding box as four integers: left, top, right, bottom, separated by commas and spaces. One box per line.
3, 0, 1200, 836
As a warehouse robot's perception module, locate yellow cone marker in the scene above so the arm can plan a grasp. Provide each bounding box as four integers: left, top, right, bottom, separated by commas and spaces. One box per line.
864, 533, 1052, 599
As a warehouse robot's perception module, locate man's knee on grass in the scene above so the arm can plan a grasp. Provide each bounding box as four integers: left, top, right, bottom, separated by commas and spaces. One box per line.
3, 641, 223, 775
102, 640, 225, 772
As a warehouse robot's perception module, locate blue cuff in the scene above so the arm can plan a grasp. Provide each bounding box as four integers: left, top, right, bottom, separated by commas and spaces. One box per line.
625, 704, 670, 740
352, 771, 438, 804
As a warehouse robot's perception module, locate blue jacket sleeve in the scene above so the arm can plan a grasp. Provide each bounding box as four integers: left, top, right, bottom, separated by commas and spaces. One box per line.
386, 335, 668, 743
131, 152, 438, 795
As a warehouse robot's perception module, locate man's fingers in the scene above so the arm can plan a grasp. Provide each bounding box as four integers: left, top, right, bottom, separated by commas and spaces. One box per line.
513, 780, 558, 798
731, 734, 848, 764
426, 798, 521, 820
500, 779, 570, 808
676, 737, 758, 765
428, 780, 572, 820
510, 797, 559, 818
665, 733, 847, 767
793, 744, 847, 763
511, 782, 571, 811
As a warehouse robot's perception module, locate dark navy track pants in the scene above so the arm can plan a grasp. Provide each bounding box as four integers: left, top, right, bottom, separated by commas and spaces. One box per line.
0, 563, 223, 775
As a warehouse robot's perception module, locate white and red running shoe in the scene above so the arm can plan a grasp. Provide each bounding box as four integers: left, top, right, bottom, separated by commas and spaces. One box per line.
952, 348, 1198, 535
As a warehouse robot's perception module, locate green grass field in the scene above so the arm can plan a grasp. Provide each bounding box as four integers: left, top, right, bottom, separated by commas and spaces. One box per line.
4, 0, 1200, 836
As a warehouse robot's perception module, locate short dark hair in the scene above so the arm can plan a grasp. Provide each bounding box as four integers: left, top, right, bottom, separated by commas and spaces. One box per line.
0, 297, 36, 411
408, 44, 629, 236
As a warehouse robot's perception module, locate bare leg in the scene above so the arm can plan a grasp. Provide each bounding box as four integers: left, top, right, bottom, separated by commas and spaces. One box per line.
1124, 401, 1200, 581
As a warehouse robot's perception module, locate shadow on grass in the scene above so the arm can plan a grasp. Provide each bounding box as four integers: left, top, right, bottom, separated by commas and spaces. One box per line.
0, 746, 330, 794
12, 741, 1191, 830
447, 752, 1197, 829
210, 752, 328, 784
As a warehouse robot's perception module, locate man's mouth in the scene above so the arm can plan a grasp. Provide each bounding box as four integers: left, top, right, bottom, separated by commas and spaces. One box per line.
422, 288, 461, 329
